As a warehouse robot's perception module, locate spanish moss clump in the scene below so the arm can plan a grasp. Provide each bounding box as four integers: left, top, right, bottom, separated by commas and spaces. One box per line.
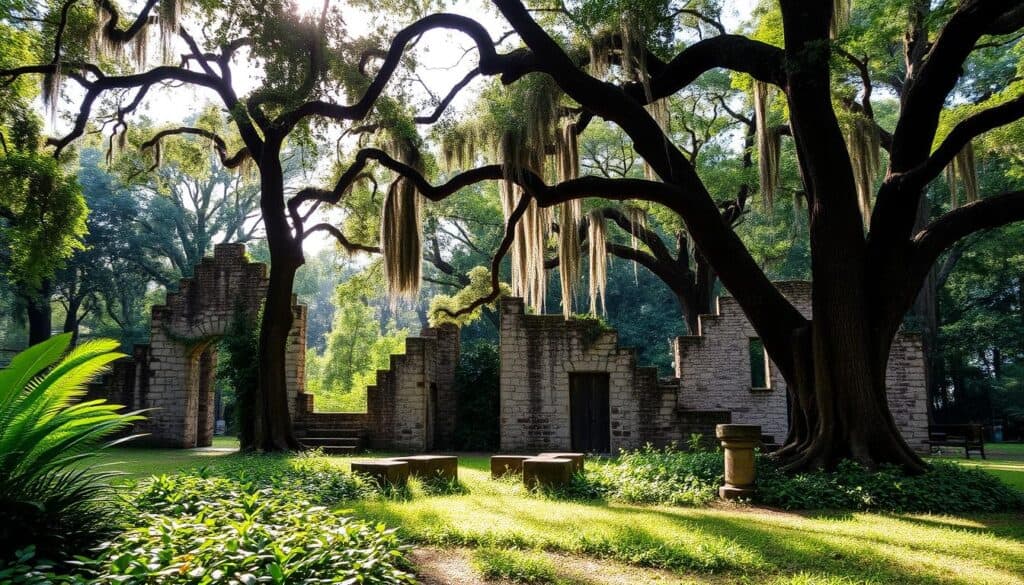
830, 0, 851, 38
643, 98, 671, 180
159, 0, 184, 61
754, 80, 780, 210
843, 114, 881, 225
625, 206, 647, 284
946, 142, 979, 209
587, 209, 608, 316
381, 142, 423, 305
556, 122, 581, 318
41, 64, 60, 125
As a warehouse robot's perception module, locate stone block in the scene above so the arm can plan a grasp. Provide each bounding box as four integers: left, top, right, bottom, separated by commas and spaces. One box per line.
391, 455, 458, 481
522, 457, 573, 488
490, 455, 533, 478
536, 452, 585, 473
351, 460, 410, 486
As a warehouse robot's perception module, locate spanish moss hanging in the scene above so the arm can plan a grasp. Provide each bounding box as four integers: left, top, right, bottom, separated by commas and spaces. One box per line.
587, 209, 608, 316
625, 206, 647, 285
555, 122, 581, 318
946, 142, 979, 210
843, 114, 880, 226
754, 80, 780, 211
381, 142, 424, 306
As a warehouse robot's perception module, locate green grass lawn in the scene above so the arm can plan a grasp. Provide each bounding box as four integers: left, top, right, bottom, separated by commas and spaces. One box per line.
90, 443, 1024, 585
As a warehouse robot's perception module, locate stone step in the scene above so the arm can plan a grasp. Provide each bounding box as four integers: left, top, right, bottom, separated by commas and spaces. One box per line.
320, 445, 359, 455
300, 437, 361, 447
298, 428, 365, 437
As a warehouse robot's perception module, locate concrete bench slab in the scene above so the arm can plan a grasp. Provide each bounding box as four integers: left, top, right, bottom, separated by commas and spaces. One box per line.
391, 455, 458, 481
490, 455, 533, 478
536, 452, 586, 473
522, 457, 574, 489
351, 460, 409, 486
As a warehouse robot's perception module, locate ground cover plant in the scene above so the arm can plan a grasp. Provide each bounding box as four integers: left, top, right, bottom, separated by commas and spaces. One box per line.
3, 453, 415, 583
0, 335, 142, 563
60, 446, 1024, 583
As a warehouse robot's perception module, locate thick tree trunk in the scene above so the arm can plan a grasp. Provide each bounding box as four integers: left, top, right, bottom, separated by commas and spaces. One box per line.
63, 296, 83, 348
248, 148, 301, 453
25, 281, 52, 346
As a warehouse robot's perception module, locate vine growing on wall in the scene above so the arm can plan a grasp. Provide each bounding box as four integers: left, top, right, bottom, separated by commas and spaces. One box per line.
219, 302, 261, 450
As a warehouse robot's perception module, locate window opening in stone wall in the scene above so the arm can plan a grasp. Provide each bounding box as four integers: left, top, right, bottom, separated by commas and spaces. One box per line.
749, 338, 770, 389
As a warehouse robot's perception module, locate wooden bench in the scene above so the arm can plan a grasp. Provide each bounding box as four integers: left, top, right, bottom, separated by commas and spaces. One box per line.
925, 424, 986, 459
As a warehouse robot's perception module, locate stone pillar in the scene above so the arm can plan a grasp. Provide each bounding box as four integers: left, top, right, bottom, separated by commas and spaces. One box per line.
716, 424, 760, 500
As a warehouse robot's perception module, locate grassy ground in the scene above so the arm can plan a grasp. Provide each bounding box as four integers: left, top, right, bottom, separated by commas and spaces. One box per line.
90, 443, 1024, 584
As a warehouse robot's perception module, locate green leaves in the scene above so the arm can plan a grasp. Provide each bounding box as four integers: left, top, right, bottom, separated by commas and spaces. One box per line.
0, 333, 144, 562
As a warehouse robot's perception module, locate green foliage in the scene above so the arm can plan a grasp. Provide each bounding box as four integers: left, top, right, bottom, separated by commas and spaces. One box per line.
219, 303, 260, 448
306, 266, 408, 412
429, 266, 510, 327
757, 459, 1024, 513
0, 112, 88, 289
0, 334, 143, 562
6, 469, 414, 584
453, 341, 500, 450
571, 313, 614, 350
567, 444, 722, 506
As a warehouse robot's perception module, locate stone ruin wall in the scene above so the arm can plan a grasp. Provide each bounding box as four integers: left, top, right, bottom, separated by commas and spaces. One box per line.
673, 281, 930, 452
91, 244, 308, 447
499, 297, 694, 453
294, 324, 460, 452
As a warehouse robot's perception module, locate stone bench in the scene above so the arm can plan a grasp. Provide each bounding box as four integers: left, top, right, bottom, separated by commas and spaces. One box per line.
391, 455, 458, 481
536, 452, 585, 473
522, 457, 574, 489
490, 455, 533, 478
351, 460, 409, 486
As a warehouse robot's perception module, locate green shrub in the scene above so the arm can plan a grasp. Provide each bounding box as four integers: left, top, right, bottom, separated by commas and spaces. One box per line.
7, 472, 415, 584
564, 444, 722, 506
560, 445, 1023, 513
0, 334, 144, 562
757, 458, 1024, 513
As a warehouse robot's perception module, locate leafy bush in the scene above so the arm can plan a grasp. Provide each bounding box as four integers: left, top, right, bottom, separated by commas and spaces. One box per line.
453, 341, 500, 450
564, 444, 722, 506
0, 334, 143, 562
8, 473, 416, 584
561, 445, 1023, 513
218, 303, 259, 446
757, 458, 1024, 513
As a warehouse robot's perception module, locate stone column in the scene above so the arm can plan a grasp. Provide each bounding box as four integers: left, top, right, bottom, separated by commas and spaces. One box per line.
716, 424, 761, 500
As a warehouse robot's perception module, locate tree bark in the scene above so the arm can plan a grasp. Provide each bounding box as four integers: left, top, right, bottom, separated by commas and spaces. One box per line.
250, 147, 302, 452
25, 280, 52, 346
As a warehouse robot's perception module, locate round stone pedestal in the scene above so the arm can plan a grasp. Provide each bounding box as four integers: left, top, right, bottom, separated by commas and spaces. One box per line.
715, 424, 761, 500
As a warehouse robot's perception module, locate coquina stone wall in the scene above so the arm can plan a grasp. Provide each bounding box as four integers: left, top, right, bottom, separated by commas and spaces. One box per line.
500, 281, 929, 454
91, 244, 308, 447
499, 297, 705, 452
673, 281, 930, 452
296, 324, 460, 452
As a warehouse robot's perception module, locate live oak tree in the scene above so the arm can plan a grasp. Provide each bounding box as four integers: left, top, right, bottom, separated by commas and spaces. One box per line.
10, 0, 1024, 469
313, 0, 1024, 471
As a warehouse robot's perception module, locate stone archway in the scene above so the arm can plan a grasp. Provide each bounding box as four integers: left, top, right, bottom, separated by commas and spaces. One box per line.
133, 244, 307, 447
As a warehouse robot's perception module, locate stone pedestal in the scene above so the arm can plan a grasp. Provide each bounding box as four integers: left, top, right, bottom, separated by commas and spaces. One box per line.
715, 424, 760, 500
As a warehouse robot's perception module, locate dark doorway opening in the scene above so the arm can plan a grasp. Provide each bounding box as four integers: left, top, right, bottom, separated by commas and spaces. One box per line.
569, 373, 611, 453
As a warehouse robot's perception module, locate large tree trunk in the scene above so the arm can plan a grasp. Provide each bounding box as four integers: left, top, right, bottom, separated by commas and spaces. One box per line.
25, 280, 52, 346
63, 296, 83, 348
249, 149, 302, 452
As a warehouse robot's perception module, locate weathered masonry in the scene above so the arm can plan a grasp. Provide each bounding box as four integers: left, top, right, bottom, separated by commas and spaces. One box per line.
91, 243, 461, 452
499, 282, 929, 453
91, 244, 308, 447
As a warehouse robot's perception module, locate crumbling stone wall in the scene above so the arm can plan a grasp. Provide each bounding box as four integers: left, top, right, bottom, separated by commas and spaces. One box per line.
499, 297, 678, 453
673, 281, 929, 452
297, 324, 460, 452
94, 244, 308, 447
